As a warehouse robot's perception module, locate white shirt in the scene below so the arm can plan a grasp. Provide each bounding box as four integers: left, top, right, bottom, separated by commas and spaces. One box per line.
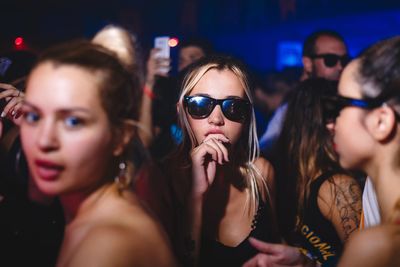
362, 177, 381, 228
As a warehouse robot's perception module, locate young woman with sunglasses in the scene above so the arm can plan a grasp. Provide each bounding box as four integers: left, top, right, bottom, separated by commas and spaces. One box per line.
325, 36, 400, 267
20, 40, 176, 267
156, 55, 280, 266
272, 78, 362, 267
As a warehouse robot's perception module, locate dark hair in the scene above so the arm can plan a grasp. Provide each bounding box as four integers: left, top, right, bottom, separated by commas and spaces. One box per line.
180, 37, 214, 56
356, 36, 400, 115
32, 40, 141, 172
274, 78, 342, 240
302, 30, 346, 57
36, 40, 140, 125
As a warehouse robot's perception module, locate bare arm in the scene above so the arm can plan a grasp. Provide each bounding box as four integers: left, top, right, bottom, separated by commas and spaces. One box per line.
338, 225, 400, 267
138, 80, 155, 147
318, 174, 362, 242
138, 49, 171, 148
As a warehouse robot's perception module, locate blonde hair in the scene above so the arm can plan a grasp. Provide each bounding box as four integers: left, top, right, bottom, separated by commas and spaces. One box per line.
176, 56, 270, 213
92, 24, 144, 84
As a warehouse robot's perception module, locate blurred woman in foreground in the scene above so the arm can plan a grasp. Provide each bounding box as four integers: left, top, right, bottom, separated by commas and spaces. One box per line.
20, 40, 176, 267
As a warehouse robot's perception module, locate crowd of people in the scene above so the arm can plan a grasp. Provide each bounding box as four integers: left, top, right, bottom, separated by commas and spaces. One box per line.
0, 23, 399, 267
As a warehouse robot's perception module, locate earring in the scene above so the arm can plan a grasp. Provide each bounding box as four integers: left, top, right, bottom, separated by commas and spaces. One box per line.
114, 161, 129, 192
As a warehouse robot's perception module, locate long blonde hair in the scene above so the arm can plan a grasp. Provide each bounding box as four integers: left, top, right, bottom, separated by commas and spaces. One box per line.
176, 55, 270, 213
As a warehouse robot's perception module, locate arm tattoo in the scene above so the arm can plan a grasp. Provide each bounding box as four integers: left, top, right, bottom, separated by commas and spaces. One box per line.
334, 179, 362, 241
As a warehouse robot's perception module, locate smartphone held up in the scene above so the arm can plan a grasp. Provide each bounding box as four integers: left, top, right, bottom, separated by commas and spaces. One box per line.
154, 36, 170, 75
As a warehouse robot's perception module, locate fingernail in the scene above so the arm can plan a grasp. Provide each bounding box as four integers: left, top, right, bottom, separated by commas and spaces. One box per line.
1, 112, 6, 118
11, 110, 15, 116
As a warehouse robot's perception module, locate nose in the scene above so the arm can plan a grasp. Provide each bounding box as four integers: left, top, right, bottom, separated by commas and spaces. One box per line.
207, 105, 225, 126
337, 61, 345, 72
36, 119, 59, 152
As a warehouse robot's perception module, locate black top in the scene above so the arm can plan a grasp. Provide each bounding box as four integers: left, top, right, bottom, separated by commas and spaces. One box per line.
296, 171, 343, 267
157, 158, 280, 267
199, 200, 280, 267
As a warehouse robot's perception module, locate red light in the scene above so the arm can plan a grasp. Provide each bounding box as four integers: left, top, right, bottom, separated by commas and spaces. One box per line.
15, 37, 24, 46
168, 37, 179, 47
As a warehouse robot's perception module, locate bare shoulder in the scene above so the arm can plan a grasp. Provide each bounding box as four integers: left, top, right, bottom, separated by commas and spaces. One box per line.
66, 219, 177, 267
322, 173, 360, 189
339, 225, 400, 267
254, 157, 276, 204
318, 173, 362, 204
330, 173, 361, 190
254, 156, 275, 184
63, 193, 177, 267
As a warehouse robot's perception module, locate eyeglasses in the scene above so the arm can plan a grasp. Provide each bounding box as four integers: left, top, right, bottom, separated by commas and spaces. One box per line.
322, 95, 382, 123
310, 53, 350, 68
184, 95, 251, 123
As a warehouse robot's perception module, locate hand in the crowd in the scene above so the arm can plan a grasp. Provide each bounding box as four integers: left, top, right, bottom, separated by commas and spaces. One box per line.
242, 238, 316, 267
145, 48, 171, 86
0, 82, 25, 124
190, 134, 230, 196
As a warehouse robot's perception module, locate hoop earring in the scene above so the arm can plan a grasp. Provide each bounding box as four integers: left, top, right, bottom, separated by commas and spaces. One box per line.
114, 162, 129, 193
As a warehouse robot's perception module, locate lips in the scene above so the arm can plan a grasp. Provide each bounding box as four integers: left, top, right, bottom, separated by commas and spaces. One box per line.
34, 159, 64, 181
206, 129, 224, 136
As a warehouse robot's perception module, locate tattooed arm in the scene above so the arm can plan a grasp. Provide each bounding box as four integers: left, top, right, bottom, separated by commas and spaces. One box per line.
317, 174, 362, 242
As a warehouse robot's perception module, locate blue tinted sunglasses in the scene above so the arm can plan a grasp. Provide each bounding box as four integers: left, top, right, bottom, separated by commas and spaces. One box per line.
322, 95, 383, 123
184, 95, 251, 123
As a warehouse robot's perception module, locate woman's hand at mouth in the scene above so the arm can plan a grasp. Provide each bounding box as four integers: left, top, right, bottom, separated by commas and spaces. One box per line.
190, 134, 230, 196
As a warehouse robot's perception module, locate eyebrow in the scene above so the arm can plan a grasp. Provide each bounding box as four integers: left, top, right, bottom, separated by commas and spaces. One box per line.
22, 101, 92, 114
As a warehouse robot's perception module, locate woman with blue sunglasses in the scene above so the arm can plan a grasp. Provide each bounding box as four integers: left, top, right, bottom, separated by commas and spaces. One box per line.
326, 36, 400, 267
155, 55, 280, 266
273, 78, 362, 267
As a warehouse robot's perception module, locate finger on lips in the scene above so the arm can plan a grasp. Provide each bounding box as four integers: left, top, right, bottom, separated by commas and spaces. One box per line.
202, 134, 230, 144
204, 141, 229, 164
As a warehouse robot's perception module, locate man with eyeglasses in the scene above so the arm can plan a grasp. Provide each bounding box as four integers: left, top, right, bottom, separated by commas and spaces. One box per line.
260, 30, 349, 155
301, 30, 350, 81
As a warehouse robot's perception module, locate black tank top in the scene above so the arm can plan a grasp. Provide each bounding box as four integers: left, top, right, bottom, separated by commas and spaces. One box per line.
296, 171, 343, 267
199, 200, 280, 267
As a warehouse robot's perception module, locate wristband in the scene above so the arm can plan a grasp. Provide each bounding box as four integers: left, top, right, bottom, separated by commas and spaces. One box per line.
143, 85, 156, 100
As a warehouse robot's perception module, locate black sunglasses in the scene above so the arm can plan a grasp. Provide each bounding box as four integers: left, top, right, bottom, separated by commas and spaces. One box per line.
322, 95, 383, 123
184, 95, 251, 123
311, 53, 350, 68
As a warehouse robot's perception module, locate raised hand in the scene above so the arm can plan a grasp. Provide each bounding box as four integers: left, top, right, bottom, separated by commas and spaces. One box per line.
242, 238, 316, 267
0, 82, 25, 123
190, 134, 230, 197
146, 48, 171, 86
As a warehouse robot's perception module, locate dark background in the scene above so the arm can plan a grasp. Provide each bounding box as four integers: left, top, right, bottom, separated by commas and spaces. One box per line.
1, 0, 400, 72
